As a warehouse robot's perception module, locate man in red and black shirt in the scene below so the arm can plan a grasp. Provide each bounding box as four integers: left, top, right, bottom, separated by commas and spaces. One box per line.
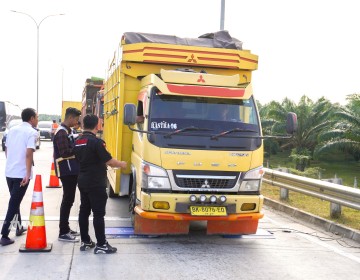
53, 107, 81, 242
74, 114, 126, 254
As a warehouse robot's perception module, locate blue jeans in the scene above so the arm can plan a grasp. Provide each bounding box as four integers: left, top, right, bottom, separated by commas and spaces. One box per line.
1, 178, 29, 237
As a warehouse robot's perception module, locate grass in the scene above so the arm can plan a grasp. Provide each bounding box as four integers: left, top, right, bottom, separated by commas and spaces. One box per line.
266, 151, 360, 187
263, 151, 360, 231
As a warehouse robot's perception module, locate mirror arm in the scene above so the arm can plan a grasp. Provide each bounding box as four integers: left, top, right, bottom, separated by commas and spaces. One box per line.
127, 124, 153, 135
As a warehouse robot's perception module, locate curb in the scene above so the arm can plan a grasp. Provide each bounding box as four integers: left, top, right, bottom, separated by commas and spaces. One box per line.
264, 197, 360, 243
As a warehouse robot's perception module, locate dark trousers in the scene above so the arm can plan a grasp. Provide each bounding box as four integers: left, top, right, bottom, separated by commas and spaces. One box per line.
59, 175, 78, 235
1, 178, 29, 237
78, 187, 108, 245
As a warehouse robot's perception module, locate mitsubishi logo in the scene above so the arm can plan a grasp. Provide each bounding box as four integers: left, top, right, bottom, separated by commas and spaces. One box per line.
201, 180, 211, 188
187, 54, 197, 63
197, 75, 205, 83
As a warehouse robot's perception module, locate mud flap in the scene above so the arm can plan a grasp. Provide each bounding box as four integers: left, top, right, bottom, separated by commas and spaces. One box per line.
134, 213, 190, 235
207, 219, 259, 235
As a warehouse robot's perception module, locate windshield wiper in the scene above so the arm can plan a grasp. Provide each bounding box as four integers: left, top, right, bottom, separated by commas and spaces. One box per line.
164, 126, 213, 138
211, 128, 258, 140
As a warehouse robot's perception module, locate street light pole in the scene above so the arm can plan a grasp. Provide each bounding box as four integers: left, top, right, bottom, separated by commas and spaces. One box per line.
10, 10, 64, 113
220, 0, 225, 30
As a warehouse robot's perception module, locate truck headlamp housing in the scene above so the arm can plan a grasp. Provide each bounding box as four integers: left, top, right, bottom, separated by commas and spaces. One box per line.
239, 167, 264, 192
141, 161, 171, 189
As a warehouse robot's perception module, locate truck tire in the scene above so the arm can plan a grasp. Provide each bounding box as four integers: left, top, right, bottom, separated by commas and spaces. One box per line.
106, 177, 117, 198
128, 175, 136, 226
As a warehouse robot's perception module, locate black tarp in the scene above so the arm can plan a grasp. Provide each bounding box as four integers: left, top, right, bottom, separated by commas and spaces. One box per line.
123, 30, 243, 50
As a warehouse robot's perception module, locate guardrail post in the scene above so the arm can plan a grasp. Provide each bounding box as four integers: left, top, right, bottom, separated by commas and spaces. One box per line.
324, 178, 343, 218
330, 202, 341, 218
280, 188, 289, 201
275, 168, 289, 201
354, 177, 358, 188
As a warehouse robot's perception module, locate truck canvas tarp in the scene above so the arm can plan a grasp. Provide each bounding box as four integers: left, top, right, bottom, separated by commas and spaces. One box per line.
123, 30, 243, 50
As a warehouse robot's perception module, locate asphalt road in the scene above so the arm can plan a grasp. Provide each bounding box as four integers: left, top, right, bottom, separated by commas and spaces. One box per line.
0, 141, 360, 280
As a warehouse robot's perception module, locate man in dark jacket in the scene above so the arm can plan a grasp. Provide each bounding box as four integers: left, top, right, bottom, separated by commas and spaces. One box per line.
53, 107, 81, 242
74, 114, 126, 254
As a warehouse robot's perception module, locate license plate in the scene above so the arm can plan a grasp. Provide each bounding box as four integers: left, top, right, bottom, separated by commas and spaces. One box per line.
190, 206, 227, 216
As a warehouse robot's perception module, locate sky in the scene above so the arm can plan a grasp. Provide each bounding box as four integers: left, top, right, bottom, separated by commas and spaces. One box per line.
1, 0, 360, 115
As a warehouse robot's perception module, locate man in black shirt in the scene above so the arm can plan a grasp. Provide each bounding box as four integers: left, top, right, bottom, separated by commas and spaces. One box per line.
74, 114, 127, 254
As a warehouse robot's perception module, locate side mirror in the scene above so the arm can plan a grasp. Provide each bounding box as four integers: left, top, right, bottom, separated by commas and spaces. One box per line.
123, 104, 136, 126
286, 112, 297, 134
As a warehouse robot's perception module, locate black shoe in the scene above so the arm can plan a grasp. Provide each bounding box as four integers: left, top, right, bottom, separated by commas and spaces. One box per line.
16, 226, 27, 236
80, 239, 96, 251
1, 237, 15, 246
94, 241, 117, 254
58, 232, 80, 242
70, 229, 80, 236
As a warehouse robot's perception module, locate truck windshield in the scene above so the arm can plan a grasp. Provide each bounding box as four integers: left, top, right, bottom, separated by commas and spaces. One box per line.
147, 90, 261, 151
149, 91, 259, 131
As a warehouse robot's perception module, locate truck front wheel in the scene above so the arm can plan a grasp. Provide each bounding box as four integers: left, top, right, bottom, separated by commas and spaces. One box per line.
129, 175, 136, 226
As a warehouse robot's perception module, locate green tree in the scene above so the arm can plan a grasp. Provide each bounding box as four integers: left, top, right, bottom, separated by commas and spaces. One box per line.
316, 94, 360, 161
258, 100, 280, 157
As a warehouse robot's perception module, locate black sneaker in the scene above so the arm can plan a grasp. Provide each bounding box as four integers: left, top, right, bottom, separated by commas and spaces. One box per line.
1, 237, 15, 246
58, 232, 80, 242
70, 229, 80, 236
94, 241, 117, 254
16, 226, 27, 236
80, 240, 95, 251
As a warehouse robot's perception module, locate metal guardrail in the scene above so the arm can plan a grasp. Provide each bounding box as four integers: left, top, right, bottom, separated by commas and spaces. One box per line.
263, 168, 360, 211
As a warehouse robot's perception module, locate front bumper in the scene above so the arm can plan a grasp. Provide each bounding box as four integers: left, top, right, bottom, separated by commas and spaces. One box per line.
134, 206, 264, 235
134, 205, 264, 221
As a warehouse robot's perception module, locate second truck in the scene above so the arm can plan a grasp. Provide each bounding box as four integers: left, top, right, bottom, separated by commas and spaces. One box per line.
103, 31, 296, 235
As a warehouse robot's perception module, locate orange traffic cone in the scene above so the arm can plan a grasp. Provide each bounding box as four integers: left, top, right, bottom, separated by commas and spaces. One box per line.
19, 175, 52, 252
46, 162, 61, 188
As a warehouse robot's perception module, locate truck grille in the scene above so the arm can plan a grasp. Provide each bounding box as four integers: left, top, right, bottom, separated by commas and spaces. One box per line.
173, 170, 239, 189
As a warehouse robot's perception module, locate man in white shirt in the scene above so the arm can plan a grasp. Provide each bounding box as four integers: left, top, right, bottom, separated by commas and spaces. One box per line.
0, 108, 38, 246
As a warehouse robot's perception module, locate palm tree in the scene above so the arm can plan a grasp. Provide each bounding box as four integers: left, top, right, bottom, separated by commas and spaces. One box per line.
316, 94, 360, 160
264, 95, 336, 170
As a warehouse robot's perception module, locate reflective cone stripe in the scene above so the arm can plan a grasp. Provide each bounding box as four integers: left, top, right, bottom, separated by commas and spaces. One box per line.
19, 175, 52, 253
30, 206, 45, 216
46, 162, 61, 188
31, 191, 43, 202
29, 214, 46, 227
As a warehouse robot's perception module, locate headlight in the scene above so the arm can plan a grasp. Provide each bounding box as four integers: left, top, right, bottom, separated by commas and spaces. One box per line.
239, 166, 264, 192
141, 161, 171, 189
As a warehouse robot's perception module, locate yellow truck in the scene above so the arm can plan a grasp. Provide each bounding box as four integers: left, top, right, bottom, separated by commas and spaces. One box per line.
104, 31, 296, 235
